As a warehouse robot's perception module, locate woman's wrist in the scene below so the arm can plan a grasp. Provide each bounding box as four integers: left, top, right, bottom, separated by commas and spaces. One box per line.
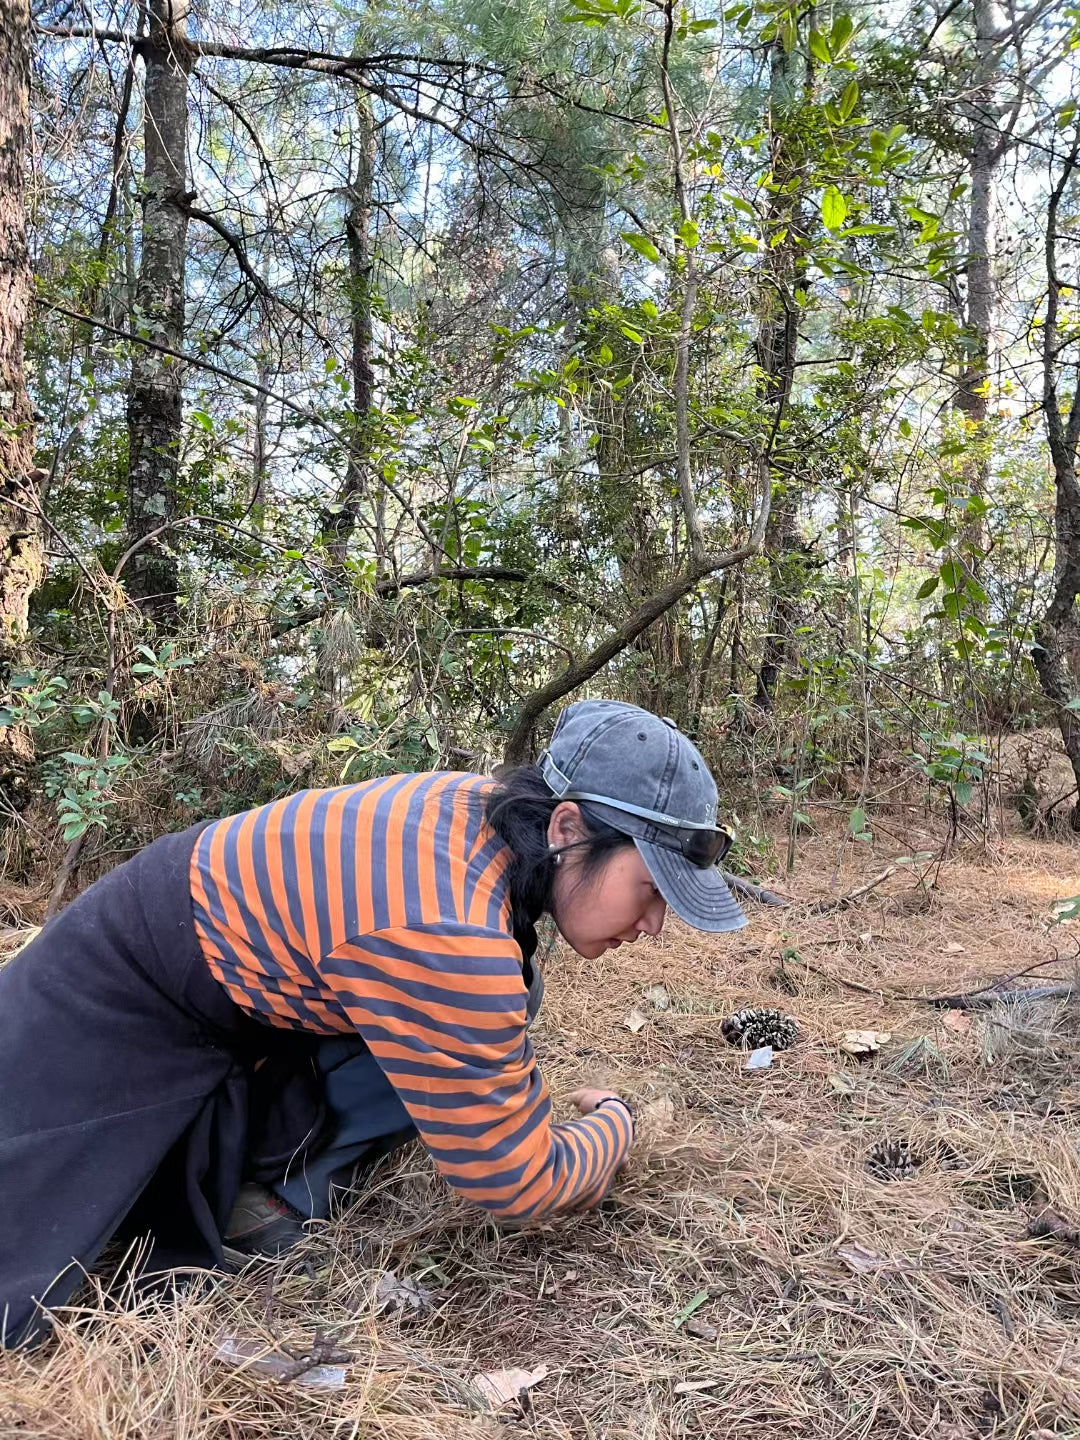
595, 1095, 634, 1123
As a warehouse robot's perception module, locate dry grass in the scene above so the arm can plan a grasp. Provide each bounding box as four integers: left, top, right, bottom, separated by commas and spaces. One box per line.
4, 820, 1080, 1438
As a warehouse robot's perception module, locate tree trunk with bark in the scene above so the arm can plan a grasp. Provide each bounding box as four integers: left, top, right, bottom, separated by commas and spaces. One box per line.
125, 0, 191, 623
319, 89, 377, 573
1032, 142, 1080, 828
753, 40, 803, 711
953, 0, 999, 555
0, 0, 43, 804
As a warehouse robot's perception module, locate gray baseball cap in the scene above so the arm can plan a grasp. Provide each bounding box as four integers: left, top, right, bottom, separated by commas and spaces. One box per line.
537, 699, 746, 934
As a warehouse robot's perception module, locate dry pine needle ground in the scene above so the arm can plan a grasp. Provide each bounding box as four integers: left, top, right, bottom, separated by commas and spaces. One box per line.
2, 819, 1080, 1439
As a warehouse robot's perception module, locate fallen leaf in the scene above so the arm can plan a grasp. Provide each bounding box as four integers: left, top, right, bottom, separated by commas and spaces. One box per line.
674, 1378, 719, 1394
684, 1316, 718, 1341
941, 1010, 972, 1033
562, 1270, 579, 1283
827, 1071, 856, 1096
745, 1045, 773, 1070
859, 930, 873, 944
644, 982, 671, 1011
942, 941, 966, 954
624, 1008, 648, 1034
641, 1094, 676, 1127
472, 1364, 549, 1410
376, 1271, 433, 1313
672, 1289, 710, 1329
836, 1242, 885, 1273
837, 1029, 892, 1056
836, 1243, 912, 1274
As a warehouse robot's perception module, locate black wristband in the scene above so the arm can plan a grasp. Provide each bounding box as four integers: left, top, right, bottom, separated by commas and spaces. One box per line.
595, 1096, 634, 1123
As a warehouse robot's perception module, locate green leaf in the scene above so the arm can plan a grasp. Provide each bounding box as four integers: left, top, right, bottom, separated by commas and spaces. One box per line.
916, 576, 939, 599
679, 218, 700, 249
1058, 100, 1077, 132
598, 343, 613, 364
687, 17, 717, 31
839, 79, 859, 119
1065, 698, 1080, 712
808, 26, 831, 62
829, 14, 854, 53
621, 230, 661, 263
848, 806, 867, 834
620, 326, 644, 344
898, 417, 912, 437
821, 185, 847, 230
673, 1290, 710, 1329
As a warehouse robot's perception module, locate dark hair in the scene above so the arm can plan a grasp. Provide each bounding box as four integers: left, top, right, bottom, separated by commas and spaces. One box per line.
485, 764, 634, 960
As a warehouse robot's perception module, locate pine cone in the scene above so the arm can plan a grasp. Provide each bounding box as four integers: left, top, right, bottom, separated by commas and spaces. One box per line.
721, 1007, 799, 1052
866, 1138, 923, 1181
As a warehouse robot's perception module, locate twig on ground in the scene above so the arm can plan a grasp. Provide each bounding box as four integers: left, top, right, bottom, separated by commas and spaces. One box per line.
802, 866, 898, 914
932, 983, 1075, 1010
784, 951, 1071, 1007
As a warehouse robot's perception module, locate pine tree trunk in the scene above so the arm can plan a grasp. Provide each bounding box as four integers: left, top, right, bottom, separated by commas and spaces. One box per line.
753, 40, 802, 711
1033, 147, 1080, 828
125, 0, 191, 623
954, 0, 998, 555
0, 0, 42, 653
320, 90, 377, 572
0, 0, 42, 802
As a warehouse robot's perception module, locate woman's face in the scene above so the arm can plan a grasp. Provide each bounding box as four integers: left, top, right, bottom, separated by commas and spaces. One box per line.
547, 802, 668, 960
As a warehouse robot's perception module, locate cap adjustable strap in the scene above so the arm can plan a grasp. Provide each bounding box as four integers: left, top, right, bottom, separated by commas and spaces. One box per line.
561, 789, 720, 833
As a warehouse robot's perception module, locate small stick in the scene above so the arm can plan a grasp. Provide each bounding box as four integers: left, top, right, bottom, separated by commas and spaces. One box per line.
791, 953, 1068, 1006
931, 983, 1075, 1010
802, 866, 897, 914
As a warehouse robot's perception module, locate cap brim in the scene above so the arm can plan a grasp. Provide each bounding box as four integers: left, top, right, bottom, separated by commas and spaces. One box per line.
635, 838, 747, 934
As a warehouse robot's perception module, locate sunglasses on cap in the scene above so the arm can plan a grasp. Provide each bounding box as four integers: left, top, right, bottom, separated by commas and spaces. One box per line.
649, 822, 733, 869
564, 790, 734, 870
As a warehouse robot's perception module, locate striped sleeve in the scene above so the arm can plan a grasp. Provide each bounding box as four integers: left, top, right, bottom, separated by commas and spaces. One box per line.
321, 923, 634, 1218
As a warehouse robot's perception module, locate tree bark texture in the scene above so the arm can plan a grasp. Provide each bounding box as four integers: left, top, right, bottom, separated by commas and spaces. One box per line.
753, 40, 802, 711
125, 0, 191, 623
319, 89, 377, 571
0, 0, 42, 665
1032, 144, 1080, 828
0, 0, 42, 809
953, 0, 999, 553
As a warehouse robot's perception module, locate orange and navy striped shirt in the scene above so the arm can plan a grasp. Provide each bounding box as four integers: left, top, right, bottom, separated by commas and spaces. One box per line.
189, 772, 633, 1219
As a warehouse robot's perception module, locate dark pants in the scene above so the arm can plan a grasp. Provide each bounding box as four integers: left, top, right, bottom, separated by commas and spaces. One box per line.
272, 1039, 414, 1219
0, 824, 329, 1347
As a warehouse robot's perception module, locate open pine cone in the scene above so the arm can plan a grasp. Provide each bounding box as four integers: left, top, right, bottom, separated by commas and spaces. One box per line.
866, 1138, 922, 1181
721, 1007, 799, 1052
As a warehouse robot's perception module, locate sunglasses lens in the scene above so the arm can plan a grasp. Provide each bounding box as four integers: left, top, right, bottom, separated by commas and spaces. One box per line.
680, 828, 732, 868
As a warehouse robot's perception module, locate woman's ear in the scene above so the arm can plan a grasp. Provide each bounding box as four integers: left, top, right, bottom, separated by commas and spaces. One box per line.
547, 801, 586, 851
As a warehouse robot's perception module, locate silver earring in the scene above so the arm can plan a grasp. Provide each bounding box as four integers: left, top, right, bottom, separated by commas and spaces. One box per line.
549, 844, 561, 865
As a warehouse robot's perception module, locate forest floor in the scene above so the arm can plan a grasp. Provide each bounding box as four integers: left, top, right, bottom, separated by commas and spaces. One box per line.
2, 809, 1080, 1439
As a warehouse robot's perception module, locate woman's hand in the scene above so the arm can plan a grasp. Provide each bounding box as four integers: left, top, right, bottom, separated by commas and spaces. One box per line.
569, 1086, 626, 1115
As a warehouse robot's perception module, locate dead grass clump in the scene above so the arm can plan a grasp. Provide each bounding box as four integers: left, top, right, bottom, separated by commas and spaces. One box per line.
4, 821, 1080, 1437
